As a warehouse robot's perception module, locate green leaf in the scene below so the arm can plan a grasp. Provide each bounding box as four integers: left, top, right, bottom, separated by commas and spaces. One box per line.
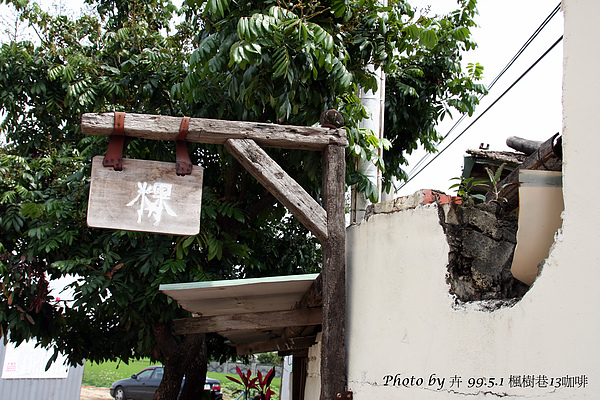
308, 23, 334, 52
273, 47, 289, 78
420, 29, 438, 49
20, 202, 42, 218
452, 27, 470, 42
405, 24, 420, 40
207, 0, 229, 17
207, 236, 223, 260
300, 22, 308, 42
332, 0, 346, 18
183, 236, 195, 247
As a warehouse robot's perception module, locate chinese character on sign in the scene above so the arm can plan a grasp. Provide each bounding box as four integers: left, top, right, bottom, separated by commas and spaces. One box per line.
126, 182, 177, 226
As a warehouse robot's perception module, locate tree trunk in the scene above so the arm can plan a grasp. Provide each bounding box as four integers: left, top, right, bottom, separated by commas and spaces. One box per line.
155, 363, 186, 400
153, 323, 207, 400
179, 334, 208, 400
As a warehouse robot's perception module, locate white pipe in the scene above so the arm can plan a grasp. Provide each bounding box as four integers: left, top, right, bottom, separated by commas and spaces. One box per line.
352, 65, 386, 223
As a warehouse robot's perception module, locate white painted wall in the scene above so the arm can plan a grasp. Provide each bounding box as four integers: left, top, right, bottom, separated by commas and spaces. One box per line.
346, 201, 571, 398
306, 0, 600, 398
303, 332, 322, 399
280, 356, 292, 400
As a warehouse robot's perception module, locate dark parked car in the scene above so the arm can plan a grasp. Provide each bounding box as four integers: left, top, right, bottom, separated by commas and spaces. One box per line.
109, 365, 222, 400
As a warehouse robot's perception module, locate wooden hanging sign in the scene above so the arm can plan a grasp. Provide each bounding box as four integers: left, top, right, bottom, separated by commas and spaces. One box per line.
87, 156, 203, 235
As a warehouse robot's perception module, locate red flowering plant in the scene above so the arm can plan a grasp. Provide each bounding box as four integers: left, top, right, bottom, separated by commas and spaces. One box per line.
227, 366, 277, 400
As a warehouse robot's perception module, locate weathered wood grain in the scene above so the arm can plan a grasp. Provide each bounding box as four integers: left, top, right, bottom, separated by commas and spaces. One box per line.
87, 156, 203, 235
81, 112, 347, 151
236, 336, 318, 356
295, 273, 323, 309
172, 308, 322, 335
224, 138, 328, 243
320, 144, 347, 400
283, 274, 323, 338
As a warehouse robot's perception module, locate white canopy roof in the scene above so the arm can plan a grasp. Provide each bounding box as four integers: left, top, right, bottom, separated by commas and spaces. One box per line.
159, 274, 321, 352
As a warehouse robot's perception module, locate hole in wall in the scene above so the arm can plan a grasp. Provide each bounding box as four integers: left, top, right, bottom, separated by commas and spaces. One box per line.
438, 134, 564, 309
439, 201, 531, 309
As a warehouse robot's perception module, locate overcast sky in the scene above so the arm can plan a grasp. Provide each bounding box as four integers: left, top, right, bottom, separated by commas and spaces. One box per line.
398, 0, 564, 196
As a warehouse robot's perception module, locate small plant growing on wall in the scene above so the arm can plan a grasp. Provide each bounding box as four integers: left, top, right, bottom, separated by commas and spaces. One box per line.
478, 163, 516, 202
227, 366, 276, 400
450, 163, 517, 205
449, 176, 486, 206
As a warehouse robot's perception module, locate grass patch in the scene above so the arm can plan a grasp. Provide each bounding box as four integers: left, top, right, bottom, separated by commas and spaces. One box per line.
82, 360, 281, 400
82, 359, 159, 388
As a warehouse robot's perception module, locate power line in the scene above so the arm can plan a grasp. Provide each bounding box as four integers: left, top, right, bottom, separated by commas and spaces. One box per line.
487, 3, 561, 91
404, 3, 561, 182
399, 35, 563, 189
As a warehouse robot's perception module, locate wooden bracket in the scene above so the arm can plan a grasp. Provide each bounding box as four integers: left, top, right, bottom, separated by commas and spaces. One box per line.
176, 116, 193, 176
335, 391, 352, 399
103, 111, 126, 171
224, 138, 328, 242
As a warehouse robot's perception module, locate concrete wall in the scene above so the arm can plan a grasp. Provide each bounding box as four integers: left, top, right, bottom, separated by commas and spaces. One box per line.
305, 0, 600, 398
207, 360, 283, 378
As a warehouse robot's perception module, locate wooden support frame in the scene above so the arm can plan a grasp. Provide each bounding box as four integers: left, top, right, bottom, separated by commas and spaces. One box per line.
283, 274, 323, 339
82, 112, 348, 400
293, 355, 308, 400
236, 336, 318, 356
488, 133, 562, 211
172, 308, 322, 335
81, 113, 346, 151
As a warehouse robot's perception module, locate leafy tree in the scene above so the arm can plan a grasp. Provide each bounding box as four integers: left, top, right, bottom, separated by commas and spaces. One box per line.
183, 0, 486, 199
0, 0, 485, 398
256, 352, 282, 365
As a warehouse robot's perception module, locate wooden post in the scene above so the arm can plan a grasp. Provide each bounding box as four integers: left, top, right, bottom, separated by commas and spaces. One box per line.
292, 355, 308, 400
320, 144, 347, 400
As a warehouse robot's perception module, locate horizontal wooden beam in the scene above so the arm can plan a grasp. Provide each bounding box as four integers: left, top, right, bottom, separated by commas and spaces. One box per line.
172, 308, 322, 335
81, 113, 347, 151
236, 335, 318, 356
278, 348, 309, 358
225, 138, 328, 243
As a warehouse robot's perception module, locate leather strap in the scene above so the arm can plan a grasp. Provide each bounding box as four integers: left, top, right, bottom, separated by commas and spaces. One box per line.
176, 116, 193, 175
103, 112, 126, 171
